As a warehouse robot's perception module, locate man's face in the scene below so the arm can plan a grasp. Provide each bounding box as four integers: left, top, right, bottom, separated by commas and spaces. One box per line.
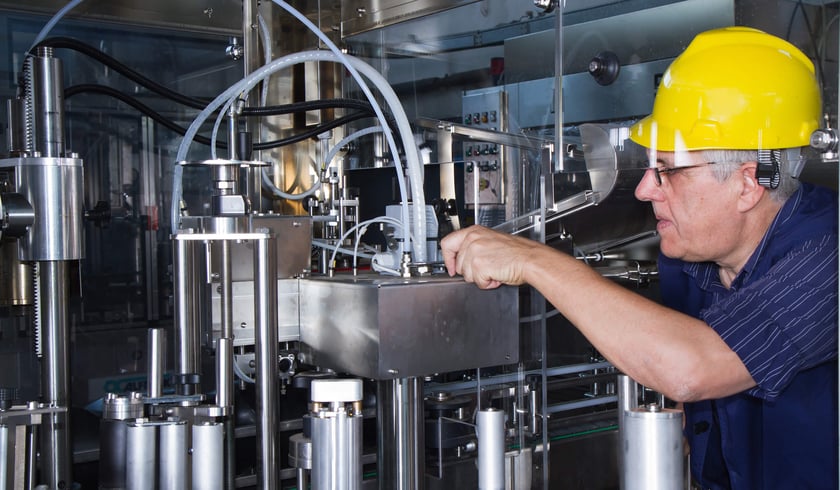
634, 151, 742, 263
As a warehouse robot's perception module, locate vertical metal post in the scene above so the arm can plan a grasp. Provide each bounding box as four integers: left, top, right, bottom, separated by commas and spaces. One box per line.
377, 377, 425, 490
148, 328, 165, 399
218, 240, 236, 490
617, 373, 640, 480
240, 0, 262, 211
38, 261, 71, 489
254, 234, 278, 489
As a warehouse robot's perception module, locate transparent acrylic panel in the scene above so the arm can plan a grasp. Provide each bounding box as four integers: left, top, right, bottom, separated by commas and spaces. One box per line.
344, 0, 838, 488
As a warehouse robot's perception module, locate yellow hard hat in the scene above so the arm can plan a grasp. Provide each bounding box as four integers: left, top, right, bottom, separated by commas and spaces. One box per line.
629, 26, 821, 152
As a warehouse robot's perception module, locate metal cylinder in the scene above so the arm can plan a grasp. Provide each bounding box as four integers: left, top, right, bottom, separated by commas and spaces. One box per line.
377, 377, 425, 490
0, 425, 13, 490
26, 48, 65, 157
148, 328, 165, 399
310, 410, 362, 490
477, 408, 505, 490
174, 236, 200, 376
17, 159, 84, 261
126, 420, 158, 490
289, 431, 312, 490
100, 393, 145, 490
192, 422, 224, 490
310, 379, 363, 490
621, 404, 683, 490
216, 337, 233, 409
159, 420, 188, 490
6, 98, 25, 155
253, 234, 278, 489
0, 241, 33, 306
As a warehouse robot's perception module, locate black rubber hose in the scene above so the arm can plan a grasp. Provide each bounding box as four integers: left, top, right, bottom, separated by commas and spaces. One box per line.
64, 83, 222, 147
36, 37, 395, 123
65, 84, 383, 151
37, 37, 210, 109
253, 113, 378, 150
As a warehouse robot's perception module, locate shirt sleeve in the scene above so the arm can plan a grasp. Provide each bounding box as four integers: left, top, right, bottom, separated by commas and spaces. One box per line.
700, 234, 838, 401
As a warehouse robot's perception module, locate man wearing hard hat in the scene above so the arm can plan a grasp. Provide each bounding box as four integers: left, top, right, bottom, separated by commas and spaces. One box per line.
441, 26, 838, 489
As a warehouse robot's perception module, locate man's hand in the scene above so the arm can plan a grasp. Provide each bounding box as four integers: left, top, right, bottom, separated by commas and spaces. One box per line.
439, 225, 541, 289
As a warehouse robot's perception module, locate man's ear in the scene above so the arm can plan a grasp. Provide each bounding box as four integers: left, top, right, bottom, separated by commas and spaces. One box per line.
736, 162, 766, 212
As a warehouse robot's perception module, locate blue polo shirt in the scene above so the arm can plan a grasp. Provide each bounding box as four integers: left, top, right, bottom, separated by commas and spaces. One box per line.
659, 183, 839, 489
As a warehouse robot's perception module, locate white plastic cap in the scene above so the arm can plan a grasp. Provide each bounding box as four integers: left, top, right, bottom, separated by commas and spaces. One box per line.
310, 378, 363, 403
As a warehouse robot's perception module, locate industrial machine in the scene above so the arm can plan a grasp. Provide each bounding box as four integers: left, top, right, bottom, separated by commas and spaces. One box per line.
0, 0, 836, 489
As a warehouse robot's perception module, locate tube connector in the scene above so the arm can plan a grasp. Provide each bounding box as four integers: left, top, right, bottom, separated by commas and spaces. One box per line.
400, 251, 412, 278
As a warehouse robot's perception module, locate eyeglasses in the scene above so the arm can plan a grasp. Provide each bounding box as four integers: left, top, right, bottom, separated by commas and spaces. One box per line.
650, 162, 716, 186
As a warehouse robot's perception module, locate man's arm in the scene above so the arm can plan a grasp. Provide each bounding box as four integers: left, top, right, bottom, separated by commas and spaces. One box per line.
440, 225, 756, 402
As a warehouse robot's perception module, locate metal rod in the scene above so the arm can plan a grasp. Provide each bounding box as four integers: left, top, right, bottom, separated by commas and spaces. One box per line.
38, 260, 71, 489
253, 235, 278, 489
25, 424, 36, 490
221, 241, 233, 338
148, 328, 165, 398
377, 377, 425, 490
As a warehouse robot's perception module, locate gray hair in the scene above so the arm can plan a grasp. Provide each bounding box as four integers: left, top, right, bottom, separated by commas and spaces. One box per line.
700, 149, 802, 203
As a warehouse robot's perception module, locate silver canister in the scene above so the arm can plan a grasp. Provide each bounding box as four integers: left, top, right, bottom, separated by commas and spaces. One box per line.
621, 404, 684, 490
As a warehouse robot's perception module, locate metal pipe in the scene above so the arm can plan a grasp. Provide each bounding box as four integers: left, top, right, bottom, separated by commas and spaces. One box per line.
38, 260, 71, 489
192, 422, 224, 490
148, 328, 165, 399
377, 377, 425, 490
477, 408, 505, 490
159, 420, 189, 490
253, 234, 278, 489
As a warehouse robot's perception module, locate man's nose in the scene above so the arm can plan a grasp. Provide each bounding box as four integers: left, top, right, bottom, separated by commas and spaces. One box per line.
634, 168, 662, 202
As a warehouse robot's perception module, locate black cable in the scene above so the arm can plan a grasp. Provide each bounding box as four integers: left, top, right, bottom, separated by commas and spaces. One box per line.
35, 37, 395, 125
36, 37, 210, 110
253, 113, 378, 150
64, 84, 222, 147
65, 84, 382, 151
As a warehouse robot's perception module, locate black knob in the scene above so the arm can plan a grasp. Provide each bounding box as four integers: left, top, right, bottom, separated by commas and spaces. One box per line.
588, 51, 621, 86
